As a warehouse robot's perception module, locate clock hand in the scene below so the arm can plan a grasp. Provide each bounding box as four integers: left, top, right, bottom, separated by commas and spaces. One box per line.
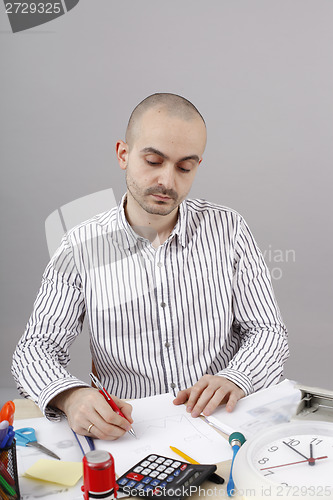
309, 443, 315, 466
282, 441, 309, 460
260, 455, 328, 471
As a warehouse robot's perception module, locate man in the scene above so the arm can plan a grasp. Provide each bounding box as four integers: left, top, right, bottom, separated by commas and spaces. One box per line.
12, 93, 289, 441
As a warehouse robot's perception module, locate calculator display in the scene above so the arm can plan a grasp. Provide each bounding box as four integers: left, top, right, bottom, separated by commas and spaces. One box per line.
117, 454, 216, 499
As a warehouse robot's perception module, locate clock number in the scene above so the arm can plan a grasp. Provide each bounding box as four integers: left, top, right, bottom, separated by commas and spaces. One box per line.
311, 437, 323, 446
263, 469, 274, 477
258, 457, 269, 465
268, 446, 278, 452
285, 438, 300, 447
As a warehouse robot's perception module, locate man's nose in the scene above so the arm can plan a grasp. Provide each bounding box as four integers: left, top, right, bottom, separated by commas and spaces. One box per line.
156, 164, 175, 189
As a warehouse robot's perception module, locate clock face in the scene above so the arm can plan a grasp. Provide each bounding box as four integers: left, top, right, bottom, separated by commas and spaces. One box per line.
233, 421, 333, 499
253, 431, 333, 487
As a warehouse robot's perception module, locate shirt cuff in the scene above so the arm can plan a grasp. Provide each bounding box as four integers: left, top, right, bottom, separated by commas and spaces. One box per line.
38, 377, 90, 421
216, 368, 254, 396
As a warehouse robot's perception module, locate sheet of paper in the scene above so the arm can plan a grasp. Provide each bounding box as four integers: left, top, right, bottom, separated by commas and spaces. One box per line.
204, 379, 301, 439
95, 393, 232, 476
23, 459, 82, 487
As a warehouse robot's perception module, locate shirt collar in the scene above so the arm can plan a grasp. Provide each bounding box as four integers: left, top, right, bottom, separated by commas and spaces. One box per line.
171, 199, 188, 247
115, 194, 140, 249
115, 193, 188, 249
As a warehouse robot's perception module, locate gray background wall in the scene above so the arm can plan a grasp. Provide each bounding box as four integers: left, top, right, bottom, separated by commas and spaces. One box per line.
1, 0, 332, 403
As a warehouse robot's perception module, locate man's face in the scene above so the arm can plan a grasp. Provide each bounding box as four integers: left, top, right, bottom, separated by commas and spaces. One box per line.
122, 107, 207, 217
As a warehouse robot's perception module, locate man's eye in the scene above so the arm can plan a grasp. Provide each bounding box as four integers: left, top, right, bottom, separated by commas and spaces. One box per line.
146, 160, 162, 166
178, 166, 191, 173
145, 156, 162, 166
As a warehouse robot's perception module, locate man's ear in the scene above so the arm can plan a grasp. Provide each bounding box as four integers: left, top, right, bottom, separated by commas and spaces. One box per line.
116, 140, 129, 170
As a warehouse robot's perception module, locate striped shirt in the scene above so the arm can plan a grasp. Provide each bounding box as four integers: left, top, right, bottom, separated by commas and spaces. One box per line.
12, 195, 289, 419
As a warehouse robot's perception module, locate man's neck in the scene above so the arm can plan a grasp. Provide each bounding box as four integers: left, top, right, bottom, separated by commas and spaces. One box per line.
124, 193, 179, 248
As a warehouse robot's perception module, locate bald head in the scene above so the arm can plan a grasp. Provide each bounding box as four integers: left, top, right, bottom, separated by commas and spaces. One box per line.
125, 93, 206, 148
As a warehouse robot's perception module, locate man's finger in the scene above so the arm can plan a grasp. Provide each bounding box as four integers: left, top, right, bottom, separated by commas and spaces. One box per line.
185, 379, 210, 415
189, 386, 216, 417
95, 400, 132, 431
86, 420, 128, 441
225, 391, 240, 413
173, 388, 190, 405
116, 401, 134, 423
201, 388, 228, 417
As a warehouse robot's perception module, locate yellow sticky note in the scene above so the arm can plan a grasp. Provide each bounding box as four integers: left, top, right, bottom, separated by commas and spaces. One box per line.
23, 459, 83, 487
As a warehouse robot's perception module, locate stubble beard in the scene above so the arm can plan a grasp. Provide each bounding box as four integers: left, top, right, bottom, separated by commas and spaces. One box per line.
126, 174, 180, 216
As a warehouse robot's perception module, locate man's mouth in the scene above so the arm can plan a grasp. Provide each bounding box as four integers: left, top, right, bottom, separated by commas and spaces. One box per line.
151, 194, 172, 201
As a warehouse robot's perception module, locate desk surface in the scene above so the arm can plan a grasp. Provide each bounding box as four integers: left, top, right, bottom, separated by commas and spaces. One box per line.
14, 398, 243, 500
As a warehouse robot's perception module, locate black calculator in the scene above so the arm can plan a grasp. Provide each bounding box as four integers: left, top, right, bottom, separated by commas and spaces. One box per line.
116, 454, 217, 499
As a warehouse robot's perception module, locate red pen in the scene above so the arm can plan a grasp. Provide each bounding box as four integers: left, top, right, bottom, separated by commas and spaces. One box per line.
89, 373, 136, 438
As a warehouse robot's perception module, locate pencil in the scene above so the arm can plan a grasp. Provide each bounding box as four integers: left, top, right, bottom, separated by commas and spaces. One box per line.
0, 474, 16, 496
170, 446, 224, 484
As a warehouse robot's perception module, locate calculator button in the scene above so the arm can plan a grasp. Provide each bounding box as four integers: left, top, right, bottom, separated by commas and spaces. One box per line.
142, 468, 152, 475
172, 461, 181, 468
144, 485, 154, 492
164, 459, 173, 466
141, 461, 151, 467
164, 467, 175, 474
159, 481, 167, 488
166, 475, 175, 483
194, 472, 200, 478
156, 465, 166, 472
133, 466, 144, 473
118, 478, 128, 486
147, 455, 158, 461
135, 483, 145, 490
126, 473, 144, 482
156, 457, 165, 464
127, 481, 138, 488
174, 469, 181, 477
142, 477, 152, 484
180, 464, 188, 471
149, 471, 159, 478
151, 480, 160, 487
149, 463, 158, 469
157, 473, 168, 480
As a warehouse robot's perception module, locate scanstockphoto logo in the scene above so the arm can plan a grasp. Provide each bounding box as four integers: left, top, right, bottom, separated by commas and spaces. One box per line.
3, 0, 80, 33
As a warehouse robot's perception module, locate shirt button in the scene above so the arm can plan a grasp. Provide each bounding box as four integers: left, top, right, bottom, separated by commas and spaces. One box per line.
160, 302, 166, 308
157, 262, 163, 268
170, 383, 176, 389
165, 342, 171, 348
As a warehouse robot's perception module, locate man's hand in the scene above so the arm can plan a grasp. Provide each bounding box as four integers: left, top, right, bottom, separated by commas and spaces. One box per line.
50, 387, 133, 440
173, 375, 245, 417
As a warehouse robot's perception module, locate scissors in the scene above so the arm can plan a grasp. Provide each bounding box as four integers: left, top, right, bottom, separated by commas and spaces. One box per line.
15, 427, 60, 460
